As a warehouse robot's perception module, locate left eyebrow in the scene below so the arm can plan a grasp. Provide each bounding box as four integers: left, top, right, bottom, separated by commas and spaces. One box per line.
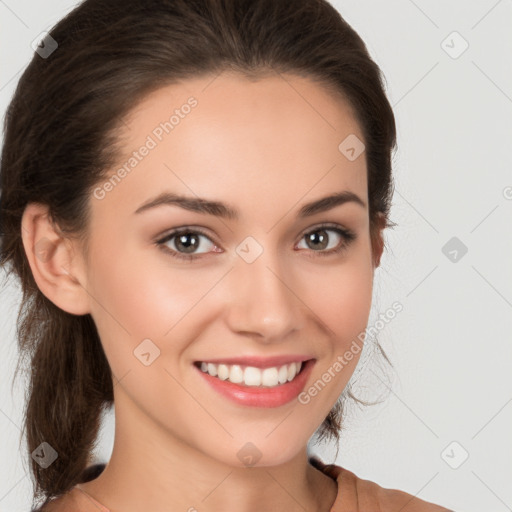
298, 191, 366, 216
133, 190, 366, 219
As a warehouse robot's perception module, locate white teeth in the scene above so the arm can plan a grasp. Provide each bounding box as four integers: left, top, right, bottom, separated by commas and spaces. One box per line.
207, 362, 218, 377
261, 367, 279, 387
287, 362, 296, 382
217, 364, 229, 380
229, 365, 244, 384
198, 361, 304, 388
244, 367, 262, 386
278, 364, 288, 384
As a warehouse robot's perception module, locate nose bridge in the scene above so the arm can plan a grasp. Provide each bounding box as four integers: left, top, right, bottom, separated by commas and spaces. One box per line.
226, 234, 302, 339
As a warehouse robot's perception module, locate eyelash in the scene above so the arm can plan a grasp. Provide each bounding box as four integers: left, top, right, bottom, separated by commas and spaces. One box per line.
155, 223, 357, 262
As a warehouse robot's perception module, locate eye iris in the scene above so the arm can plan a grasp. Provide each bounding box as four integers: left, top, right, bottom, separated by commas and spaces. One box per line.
306, 229, 328, 250
176, 232, 199, 253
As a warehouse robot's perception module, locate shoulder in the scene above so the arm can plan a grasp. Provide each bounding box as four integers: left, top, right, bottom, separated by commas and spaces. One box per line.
309, 457, 452, 512
339, 467, 453, 512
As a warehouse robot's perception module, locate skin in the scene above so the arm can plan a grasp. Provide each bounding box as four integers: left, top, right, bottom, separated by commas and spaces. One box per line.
22, 70, 385, 512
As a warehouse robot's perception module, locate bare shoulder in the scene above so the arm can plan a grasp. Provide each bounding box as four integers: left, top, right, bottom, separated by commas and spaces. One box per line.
340, 467, 453, 512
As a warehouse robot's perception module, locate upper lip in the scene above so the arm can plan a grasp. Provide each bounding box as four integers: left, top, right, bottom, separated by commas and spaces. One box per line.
195, 355, 315, 369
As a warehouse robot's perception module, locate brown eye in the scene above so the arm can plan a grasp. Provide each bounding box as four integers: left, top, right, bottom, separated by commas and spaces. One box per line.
304, 229, 331, 251
296, 225, 356, 257
156, 228, 219, 260
172, 232, 201, 254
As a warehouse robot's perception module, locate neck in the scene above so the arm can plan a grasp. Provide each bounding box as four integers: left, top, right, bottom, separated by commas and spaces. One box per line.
79, 390, 337, 512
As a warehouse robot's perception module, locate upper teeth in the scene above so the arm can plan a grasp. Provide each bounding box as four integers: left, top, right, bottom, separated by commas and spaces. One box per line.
199, 361, 303, 387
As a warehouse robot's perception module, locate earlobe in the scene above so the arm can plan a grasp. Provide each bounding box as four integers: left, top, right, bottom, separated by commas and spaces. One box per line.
21, 202, 91, 315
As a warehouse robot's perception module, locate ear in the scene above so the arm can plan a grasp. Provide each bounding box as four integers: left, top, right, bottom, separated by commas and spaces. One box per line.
371, 212, 386, 269
21, 202, 91, 315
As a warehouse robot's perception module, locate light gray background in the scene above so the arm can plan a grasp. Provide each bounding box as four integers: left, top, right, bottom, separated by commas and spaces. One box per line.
1, 1, 511, 511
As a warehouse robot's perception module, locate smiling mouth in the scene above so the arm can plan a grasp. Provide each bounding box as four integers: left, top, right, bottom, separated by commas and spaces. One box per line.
193, 359, 312, 388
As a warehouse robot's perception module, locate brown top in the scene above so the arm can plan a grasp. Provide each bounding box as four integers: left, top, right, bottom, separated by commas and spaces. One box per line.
37, 457, 453, 512
309, 457, 453, 511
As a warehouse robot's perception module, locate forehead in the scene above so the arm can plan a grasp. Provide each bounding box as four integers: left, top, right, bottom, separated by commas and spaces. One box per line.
94, 71, 367, 221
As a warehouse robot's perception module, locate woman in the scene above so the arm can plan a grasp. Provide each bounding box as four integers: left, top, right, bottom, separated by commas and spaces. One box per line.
1, 0, 451, 510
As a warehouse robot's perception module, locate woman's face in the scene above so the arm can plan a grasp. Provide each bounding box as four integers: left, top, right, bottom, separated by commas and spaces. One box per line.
80, 71, 381, 466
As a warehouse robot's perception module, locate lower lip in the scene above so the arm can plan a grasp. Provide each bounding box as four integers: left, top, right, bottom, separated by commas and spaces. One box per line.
194, 359, 316, 408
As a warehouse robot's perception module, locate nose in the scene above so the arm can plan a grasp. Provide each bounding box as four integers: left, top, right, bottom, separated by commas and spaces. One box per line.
224, 242, 304, 343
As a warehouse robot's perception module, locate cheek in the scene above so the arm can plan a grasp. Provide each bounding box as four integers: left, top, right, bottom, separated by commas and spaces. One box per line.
83, 236, 172, 364
84, 235, 224, 386
305, 249, 374, 344
86, 235, 189, 333
303, 244, 374, 390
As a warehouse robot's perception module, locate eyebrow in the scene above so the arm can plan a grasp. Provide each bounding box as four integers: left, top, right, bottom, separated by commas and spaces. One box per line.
134, 190, 366, 219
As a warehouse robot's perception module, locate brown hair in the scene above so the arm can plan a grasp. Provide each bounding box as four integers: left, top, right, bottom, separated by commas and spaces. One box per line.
0, 0, 396, 508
